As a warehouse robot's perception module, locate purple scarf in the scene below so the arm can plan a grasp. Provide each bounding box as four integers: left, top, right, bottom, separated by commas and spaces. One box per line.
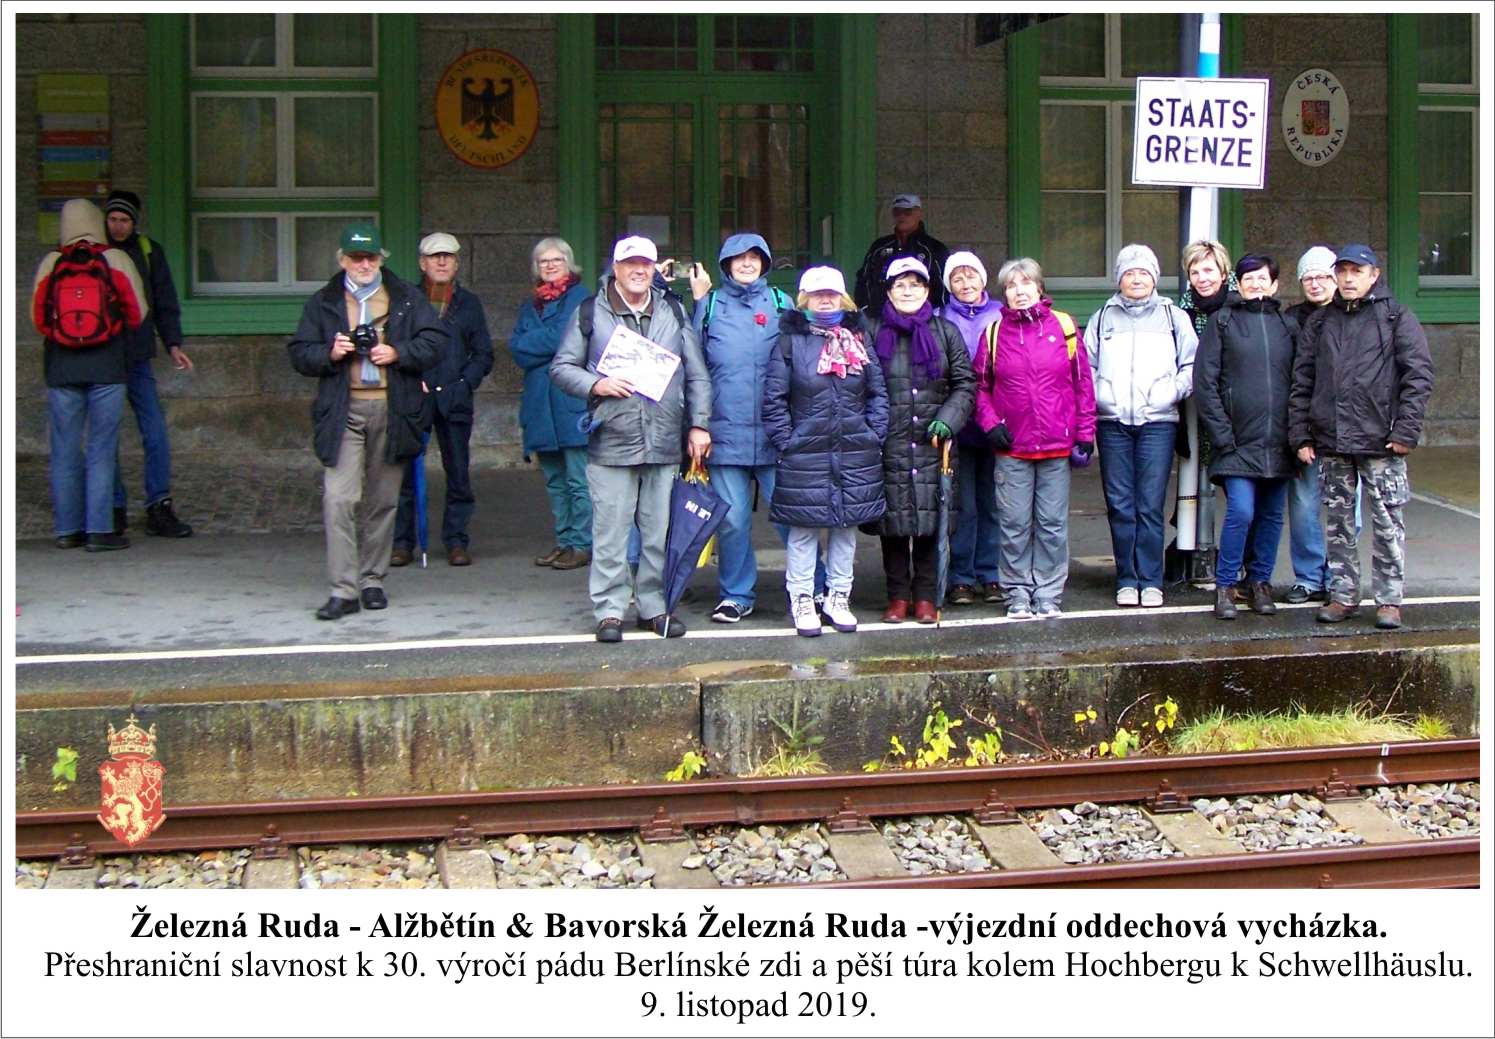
876, 300, 943, 382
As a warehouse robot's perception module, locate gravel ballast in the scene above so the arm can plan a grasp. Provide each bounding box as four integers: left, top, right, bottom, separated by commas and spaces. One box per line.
1025, 802, 1182, 865
880, 815, 992, 875
1367, 782, 1480, 839
486, 832, 655, 889
1193, 793, 1363, 851
689, 824, 845, 886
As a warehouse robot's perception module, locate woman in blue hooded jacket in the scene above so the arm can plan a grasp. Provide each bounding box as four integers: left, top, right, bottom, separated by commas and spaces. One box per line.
508, 237, 591, 569
687, 232, 805, 623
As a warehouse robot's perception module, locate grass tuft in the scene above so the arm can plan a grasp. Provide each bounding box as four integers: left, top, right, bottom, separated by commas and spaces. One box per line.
747, 747, 830, 778
1170, 703, 1454, 754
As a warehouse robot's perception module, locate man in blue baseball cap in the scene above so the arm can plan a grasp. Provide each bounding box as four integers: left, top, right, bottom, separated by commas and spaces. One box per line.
853, 192, 951, 312
1287, 244, 1434, 631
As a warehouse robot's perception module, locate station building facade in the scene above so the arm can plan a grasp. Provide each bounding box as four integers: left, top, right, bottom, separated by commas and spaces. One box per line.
13, 12, 1481, 463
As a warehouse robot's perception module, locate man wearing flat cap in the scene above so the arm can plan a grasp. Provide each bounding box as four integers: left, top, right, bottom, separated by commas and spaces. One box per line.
390, 232, 494, 567
854, 192, 951, 312
1288, 244, 1434, 632
288, 222, 446, 620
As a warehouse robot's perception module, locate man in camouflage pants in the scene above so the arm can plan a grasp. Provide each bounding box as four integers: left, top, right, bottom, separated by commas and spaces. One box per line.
1288, 245, 1433, 630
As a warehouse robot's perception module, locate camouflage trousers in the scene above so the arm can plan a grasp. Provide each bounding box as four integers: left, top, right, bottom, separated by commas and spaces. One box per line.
1319, 453, 1410, 607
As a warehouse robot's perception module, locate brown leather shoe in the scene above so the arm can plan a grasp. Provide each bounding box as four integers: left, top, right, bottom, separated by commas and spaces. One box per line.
1375, 605, 1403, 630
882, 599, 910, 623
447, 545, 472, 567
1214, 585, 1238, 620
551, 547, 591, 570
389, 547, 412, 568
983, 582, 1007, 604
947, 584, 976, 605
1249, 581, 1277, 615
534, 545, 563, 567
1316, 600, 1360, 624
913, 599, 937, 624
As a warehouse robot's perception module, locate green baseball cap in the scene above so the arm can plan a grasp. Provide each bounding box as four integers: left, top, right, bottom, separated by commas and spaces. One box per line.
340, 221, 383, 254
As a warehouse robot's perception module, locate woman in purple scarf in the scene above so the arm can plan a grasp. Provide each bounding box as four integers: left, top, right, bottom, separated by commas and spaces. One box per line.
863, 257, 976, 624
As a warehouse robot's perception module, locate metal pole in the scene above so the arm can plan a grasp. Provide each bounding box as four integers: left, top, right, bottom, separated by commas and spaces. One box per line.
1174, 12, 1221, 561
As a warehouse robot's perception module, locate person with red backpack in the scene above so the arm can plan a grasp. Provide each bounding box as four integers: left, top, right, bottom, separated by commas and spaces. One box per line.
31, 198, 148, 551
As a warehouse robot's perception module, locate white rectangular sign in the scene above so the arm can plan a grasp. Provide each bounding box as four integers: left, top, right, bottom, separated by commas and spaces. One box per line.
1132, 77, 1270, 190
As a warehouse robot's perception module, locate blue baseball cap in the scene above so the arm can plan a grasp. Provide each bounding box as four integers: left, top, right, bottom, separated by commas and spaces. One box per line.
1334, 243, 1379, 268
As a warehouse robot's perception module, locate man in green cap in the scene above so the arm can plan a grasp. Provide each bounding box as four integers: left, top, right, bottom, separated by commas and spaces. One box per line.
288, 222, 447, 620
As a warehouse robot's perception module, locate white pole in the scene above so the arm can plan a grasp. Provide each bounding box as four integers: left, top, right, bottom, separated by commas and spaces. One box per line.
1174, 12, 1221, 555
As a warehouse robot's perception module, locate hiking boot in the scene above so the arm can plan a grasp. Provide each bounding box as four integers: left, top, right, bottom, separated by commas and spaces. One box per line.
1214, 585, 1238, 620
1249, 581, 1277, 616
792, 594, 823, 637
637, 613, 685, 638
882, 599, 909, 624
145, 498, 192, 538
947, 584, 976, 606
595, 617, 624, 643
551, 547, 591, 570
822, 591, 857, 633
1375, 605, 1403, 630
85, 533, 129, 552
912, 600, 937, 624
390, 546, 413, 567
113, 506, 127, 535
1316, 601, 1360, 624
534, 545, 564, 567
983, 582, 1007, 604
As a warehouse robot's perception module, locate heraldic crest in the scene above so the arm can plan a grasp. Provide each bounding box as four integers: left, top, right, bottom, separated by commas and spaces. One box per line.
98, 714, 166, 846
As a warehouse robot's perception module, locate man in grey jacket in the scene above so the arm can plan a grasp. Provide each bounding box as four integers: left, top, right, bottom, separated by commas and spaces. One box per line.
550, 235, 712, 642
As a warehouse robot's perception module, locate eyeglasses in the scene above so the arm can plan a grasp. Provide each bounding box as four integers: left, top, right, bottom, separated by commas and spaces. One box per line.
345, 253, 380, 265
537, 257, 567, 266
1301, 274, 1335, 284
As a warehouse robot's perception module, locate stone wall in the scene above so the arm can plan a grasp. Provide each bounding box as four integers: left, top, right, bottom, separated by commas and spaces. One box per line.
875, 15, 1007, 277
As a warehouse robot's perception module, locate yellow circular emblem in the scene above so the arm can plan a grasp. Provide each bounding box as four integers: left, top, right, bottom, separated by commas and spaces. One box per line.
434, 49, 540, 169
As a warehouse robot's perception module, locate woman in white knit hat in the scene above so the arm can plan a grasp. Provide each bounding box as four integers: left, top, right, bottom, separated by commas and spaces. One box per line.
1084, 244, 1198, 607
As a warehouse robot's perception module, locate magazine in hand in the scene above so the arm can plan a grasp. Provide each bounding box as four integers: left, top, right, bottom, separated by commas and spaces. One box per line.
595, 325, 681, 402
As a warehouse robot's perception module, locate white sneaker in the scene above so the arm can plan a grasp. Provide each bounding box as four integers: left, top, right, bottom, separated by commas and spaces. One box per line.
1140, 587, 1164, 608
791, 594, 822, 637
1034, 600, 1062, 619
1007, 599, 1034, 620
822, 591, 857, 632
1115, 587, 1140, 607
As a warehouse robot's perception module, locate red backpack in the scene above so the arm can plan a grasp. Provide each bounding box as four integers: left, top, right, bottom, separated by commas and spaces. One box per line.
44, 242, 123, 348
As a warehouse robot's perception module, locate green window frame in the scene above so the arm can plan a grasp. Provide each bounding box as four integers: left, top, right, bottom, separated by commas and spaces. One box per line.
1387, 14, 1479, 324
557, 14, 877, 286
1007, 14, 1244, 318
145, 14, 418, 334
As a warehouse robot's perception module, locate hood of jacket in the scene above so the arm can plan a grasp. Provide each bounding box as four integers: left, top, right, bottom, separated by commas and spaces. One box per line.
716, 233, 774, 297
60, 198, 106, 247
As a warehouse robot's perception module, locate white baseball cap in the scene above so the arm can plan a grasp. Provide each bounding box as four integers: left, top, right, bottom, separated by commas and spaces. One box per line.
798, 266, 847, 296
612, 235, 658, 263
418, 232, 461, 256
884, 256, 930, 282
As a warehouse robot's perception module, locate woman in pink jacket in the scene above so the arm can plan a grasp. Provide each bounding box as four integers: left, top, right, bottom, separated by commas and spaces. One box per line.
972, 258, 1097, 618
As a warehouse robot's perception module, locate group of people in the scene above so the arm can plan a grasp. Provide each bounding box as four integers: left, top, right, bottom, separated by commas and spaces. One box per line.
32, 193, 1433, 638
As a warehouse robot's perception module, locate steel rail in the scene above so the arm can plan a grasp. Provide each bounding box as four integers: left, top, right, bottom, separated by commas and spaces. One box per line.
17, 739, 1479, 860
813, 836, 1481, 889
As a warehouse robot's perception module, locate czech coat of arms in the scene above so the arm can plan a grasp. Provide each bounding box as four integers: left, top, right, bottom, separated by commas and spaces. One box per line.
97, 714, 166, 846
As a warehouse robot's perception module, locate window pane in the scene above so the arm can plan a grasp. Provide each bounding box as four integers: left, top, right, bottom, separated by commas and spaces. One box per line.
1040, 14, 1104, 78
598, 15, 697, 71
194, 15, 275, 68
1419, 110, 1473, 193
715, 15, 812, 72
293, 14, 374, 69
1041, 193, 1106, 278
719, 103, 811, 266
1040, 105, 1105, 190
1120, 15, 1180, 79
597, 104, 694, 263
195, 96, 277, 189
1122, 192, 1180, 278
197, 217, 277, 284
1418, 196, 1473, 277
295, 216, 364, 282
1418, 14, 1473, 85
295, 96, 377, 189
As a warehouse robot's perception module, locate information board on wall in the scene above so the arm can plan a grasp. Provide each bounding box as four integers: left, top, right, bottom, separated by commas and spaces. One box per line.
36, 74, 111, 243
1131, 77, 1270, 190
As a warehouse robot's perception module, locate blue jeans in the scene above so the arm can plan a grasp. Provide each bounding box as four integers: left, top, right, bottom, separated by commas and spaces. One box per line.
395, 417, 479, 550
707, 463, 817, 609
1287, 461, 1329, 590
950, 445, 1000, 587
50, 384, 125, 535
1096, 420, 1176, 590
1217, 477, 1288, 586
112, 359, 172, 508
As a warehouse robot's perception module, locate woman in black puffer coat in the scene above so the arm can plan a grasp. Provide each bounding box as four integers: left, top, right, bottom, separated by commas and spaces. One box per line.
1193, 254, 1299, 620
763, 266, 888, 636
864, 257, 975, 624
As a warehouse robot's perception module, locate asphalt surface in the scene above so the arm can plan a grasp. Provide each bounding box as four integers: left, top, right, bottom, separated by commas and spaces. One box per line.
14, 448, 1482, 695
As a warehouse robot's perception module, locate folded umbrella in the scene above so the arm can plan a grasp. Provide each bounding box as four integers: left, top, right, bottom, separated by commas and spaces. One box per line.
934, 439, 955, 626
662, 461, 730, 615
414, 430, 431, 568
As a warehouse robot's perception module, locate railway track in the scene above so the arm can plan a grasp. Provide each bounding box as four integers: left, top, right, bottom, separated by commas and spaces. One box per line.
19, 739, 1479, 889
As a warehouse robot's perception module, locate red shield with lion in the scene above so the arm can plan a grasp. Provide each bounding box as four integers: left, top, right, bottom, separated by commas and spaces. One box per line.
98, 714, 166, 846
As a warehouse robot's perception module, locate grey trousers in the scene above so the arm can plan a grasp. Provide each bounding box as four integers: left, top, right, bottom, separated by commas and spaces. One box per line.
786, 526, 857, 600
587, 461, 675, 623
993, 454, 1071, 606
324, 397, 403, 600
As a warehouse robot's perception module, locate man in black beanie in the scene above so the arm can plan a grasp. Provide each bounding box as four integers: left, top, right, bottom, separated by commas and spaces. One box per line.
103, 188, 194, 538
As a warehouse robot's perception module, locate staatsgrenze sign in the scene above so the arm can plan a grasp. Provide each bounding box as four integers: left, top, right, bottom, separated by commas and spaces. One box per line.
1132, 77, 1270, 190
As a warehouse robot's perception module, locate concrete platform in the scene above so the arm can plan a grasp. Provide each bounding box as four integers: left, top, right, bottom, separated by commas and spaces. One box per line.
13, 448, 1482, 808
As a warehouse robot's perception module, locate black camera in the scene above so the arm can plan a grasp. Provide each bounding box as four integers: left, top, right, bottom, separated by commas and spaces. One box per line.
350, 323, 379, 356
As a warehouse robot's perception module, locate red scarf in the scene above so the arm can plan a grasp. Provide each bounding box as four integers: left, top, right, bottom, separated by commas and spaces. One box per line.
534, 274, 579, 305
